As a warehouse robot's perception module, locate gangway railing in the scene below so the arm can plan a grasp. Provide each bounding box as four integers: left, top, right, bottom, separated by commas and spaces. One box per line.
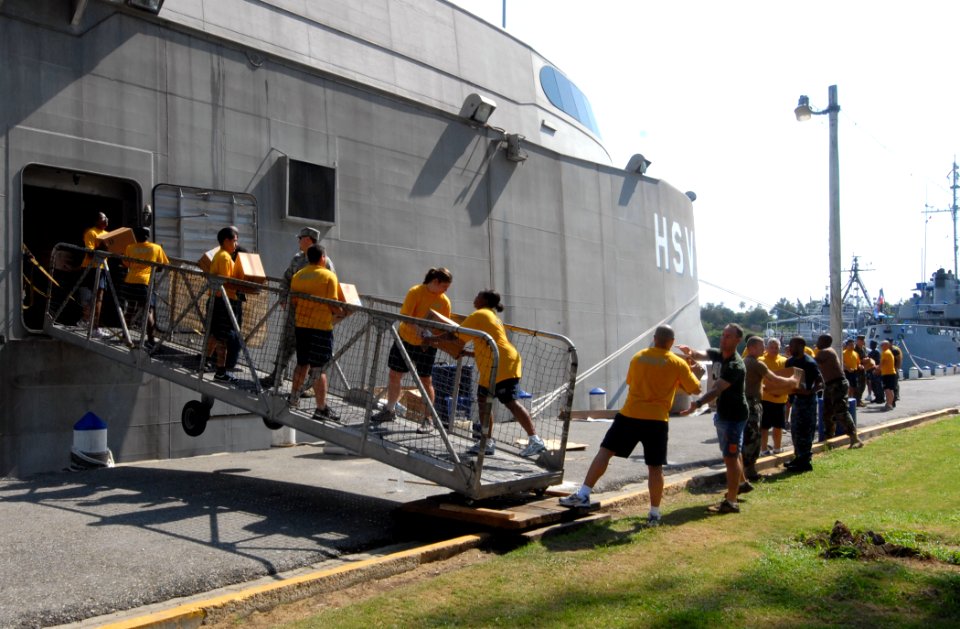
42, 244, 578, 499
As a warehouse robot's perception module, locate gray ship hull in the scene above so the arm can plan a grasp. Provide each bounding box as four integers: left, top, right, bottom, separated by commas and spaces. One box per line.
1, 0, 705, 476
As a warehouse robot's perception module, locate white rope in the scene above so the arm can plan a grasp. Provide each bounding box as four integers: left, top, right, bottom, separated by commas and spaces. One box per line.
69, 447, 115, 469
530, 293, 700, 416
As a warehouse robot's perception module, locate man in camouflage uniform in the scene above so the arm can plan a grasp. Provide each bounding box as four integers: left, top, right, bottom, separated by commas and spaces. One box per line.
815, 334, 863, 448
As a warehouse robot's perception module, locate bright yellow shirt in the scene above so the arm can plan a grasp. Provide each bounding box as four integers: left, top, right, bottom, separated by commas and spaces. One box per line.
291, 264, 340, 331
759, 353, 789, 404
123, 242, 169, 285
458, 308, 521, 389
842, 347, 860, 372
209, 248, 244, 300
82, 227, 107, 269
397, 284, 452, 346
880, 349, 896, 376
620, 347, 701, 421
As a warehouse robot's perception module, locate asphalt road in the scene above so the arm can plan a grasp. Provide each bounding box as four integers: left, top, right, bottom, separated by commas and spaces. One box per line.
1, 376, 956, 628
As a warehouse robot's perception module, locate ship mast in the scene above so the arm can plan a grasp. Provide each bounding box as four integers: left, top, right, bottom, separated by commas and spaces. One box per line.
952, 159, 959, 276
922, 159, 960, 277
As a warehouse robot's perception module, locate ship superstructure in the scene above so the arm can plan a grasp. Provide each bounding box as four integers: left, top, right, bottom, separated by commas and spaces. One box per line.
2, 0, 705, 475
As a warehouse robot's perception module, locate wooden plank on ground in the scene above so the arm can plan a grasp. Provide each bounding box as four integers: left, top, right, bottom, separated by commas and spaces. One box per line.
401, 494, 599, 530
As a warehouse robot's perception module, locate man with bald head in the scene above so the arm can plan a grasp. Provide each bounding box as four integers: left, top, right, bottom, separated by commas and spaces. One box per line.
560, 325, 703, 527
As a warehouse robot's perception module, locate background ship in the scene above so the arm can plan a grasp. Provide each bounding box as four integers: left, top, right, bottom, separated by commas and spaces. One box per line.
866, 268, 960, 373
2, 0, 706, 476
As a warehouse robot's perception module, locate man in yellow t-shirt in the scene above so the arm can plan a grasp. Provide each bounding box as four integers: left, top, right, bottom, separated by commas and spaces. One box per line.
79, 211, 110, 337
880, 340, 897, 411
206, 226, 246, 382
759, 338, 788, 454
122, 227, 169, 345
560, 325, 703, 526
289, 244, 344, 421
842, 338, 861, 401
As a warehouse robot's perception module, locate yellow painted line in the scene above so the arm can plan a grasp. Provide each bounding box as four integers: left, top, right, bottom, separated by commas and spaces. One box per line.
99, 534, 489, 629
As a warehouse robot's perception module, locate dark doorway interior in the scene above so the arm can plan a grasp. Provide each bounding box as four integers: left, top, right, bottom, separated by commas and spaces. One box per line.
21, 165, 141, 331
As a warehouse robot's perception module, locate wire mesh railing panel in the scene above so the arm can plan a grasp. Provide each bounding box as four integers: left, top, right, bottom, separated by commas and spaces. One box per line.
42, 245, 576, 498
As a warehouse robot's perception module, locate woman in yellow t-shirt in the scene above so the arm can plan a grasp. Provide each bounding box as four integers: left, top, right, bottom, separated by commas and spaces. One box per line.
457, 290, 545, 458
370, 268, 452, 431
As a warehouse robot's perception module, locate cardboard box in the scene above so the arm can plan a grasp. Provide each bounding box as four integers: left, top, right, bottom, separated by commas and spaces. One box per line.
400, 388, 429, 421
338, 282, 361, 306
764, 367, 804, 396
429, 309, 465, 325
236, 252, 266, 293
197, 247, 218, 273
427, 309, 466, 358
96, 227, 137, 255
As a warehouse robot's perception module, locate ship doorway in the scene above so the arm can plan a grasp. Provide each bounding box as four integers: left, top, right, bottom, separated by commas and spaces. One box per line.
21, 164, 142, 332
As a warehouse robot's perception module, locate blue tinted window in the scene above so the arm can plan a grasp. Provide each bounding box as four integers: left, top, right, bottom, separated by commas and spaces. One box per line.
539, 66, 601, 137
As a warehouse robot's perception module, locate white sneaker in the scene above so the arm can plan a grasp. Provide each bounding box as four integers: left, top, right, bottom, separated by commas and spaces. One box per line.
559, 493, 590, 508
92, 328, 111, 339
519, 435, 546, 458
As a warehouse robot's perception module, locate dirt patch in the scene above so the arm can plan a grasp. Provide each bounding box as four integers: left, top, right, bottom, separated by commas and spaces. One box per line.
801, 520, 928, 560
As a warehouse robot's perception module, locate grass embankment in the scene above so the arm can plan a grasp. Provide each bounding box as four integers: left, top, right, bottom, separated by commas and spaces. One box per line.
257, 418, 960, 628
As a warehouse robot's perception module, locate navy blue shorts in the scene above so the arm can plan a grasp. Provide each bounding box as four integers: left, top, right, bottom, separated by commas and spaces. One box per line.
295, 328, 333, 368
478, 377, 521, 405
388, 340, 438, 377
121, 283, 149, 306
600, 414, 668, 466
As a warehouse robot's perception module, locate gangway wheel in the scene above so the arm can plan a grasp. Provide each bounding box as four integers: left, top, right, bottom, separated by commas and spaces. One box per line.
181, 400, 211, 437
262, 417, 283, 430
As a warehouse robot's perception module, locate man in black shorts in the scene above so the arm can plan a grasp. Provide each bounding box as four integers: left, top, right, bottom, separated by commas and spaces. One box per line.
560, 325, 703, 526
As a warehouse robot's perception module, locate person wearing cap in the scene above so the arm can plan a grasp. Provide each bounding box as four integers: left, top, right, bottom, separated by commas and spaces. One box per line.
121, 227, 169, 346
263, 227, 336, 389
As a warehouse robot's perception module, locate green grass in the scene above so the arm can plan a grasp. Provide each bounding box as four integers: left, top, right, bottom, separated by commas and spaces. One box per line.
263, 418, 960, 628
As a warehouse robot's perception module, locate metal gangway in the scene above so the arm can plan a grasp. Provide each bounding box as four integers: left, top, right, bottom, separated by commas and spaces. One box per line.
42, 244, 578, 499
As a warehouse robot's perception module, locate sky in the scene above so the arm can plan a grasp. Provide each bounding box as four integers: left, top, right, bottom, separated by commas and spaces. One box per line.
448, 0, 960, 312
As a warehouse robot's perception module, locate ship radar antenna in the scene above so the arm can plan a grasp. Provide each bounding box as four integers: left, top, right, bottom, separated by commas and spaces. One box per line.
921, 159, 960, 277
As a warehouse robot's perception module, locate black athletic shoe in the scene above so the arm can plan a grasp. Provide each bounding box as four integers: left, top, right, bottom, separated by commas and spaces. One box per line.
785, 459, 813, 473
214, 371, 238, 384
313, 405, 341, 422
370, 408, 396, 425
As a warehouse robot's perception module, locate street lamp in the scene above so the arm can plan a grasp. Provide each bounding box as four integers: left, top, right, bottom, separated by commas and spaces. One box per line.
795, 85, 842, 350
